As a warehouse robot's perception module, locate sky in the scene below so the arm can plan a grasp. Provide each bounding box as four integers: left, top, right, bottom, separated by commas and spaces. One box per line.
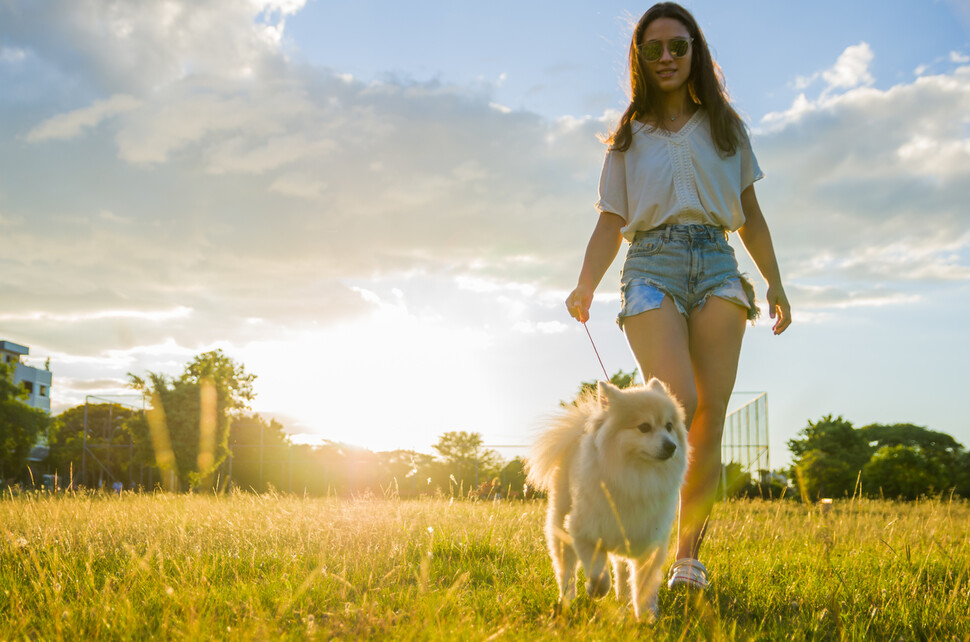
1, 0, 969, 470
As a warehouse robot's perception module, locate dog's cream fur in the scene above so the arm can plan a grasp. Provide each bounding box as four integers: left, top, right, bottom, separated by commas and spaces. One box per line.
526, 378, 689, 620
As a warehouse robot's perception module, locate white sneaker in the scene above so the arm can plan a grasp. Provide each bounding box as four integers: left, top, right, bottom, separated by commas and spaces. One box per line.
667, 558, 709, 590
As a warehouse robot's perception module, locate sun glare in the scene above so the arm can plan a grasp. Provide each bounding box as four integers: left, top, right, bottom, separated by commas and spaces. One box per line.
241, 309, 497, 453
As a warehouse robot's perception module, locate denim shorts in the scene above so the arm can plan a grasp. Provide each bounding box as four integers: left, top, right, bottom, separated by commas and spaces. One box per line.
617, 224, 759, 328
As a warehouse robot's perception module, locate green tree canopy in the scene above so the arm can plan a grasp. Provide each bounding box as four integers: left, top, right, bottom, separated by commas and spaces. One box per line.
788, 415, 870, 463
859, 423, 962, 455
564, 368, 638, 407
128, 350, 256, 490
500, 457, 527, 498
0, 363, 51, 482
789, 415, 871, 499
48, 402, 139, 485
859, 422, 965, 495
863, 445, 949, 500
432, 431, 502, 495
790, 416, 969, 500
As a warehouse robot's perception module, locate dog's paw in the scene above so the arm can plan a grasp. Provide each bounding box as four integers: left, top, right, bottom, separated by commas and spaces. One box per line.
633, 599, 659, 623
555, 592, 574, 616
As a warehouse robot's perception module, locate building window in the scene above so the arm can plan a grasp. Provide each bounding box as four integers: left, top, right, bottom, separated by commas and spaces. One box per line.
40, 385, 49, 397
22, 381, 34, 394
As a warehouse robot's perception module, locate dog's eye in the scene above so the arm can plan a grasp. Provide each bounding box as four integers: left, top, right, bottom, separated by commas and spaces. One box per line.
665, 422, 673, 432
637, 422, 652, 433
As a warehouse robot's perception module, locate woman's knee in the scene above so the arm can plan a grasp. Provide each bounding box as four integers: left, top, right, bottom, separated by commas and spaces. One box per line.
691, 399, 730, 440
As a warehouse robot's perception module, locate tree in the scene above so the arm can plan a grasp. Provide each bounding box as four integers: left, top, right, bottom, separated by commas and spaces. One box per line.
859, 423, 965, 493
863, 445, 948, 500
377, 449, 435, 497
564, 368, 638, 406
128, 350, 255, 490
432, 431, 502, 495
0, 363, 51, 483
225, 414, 291, 492
789, 415, 871, 499
955, 451, 970, 499
48, 402, 139, 487
794, 449, 858, 501
717, 461, 752, 498
500, 457, 527, 498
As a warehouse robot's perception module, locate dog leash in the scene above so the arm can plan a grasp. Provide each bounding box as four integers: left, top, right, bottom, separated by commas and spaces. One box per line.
582, 322, 611, 381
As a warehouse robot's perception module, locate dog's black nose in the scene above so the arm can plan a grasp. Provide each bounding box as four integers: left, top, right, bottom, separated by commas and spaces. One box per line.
659, 439, 677, 460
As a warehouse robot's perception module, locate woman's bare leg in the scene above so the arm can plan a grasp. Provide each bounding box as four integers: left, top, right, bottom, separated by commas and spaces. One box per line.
623, 296, 697, 425
677, 296, 747, 560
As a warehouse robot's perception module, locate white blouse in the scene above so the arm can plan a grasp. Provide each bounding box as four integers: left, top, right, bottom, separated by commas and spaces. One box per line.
595, 110, 763, 240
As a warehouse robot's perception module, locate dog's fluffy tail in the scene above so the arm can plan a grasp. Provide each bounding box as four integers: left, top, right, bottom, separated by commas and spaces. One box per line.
525, 397, 597, 492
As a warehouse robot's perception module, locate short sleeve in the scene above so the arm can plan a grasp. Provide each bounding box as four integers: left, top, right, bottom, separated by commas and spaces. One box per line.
740, 135, 765, 191
594, 149, 628, 221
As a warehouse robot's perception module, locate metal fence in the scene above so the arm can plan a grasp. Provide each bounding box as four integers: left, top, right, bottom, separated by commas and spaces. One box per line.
80, 394, 147, 489
722, 391, 770, 477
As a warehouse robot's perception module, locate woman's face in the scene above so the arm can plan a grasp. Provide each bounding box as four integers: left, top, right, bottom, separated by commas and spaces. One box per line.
640, 17, 693, 96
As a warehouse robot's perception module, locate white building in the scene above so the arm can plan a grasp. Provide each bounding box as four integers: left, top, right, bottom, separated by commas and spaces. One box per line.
1, 340, 52, 413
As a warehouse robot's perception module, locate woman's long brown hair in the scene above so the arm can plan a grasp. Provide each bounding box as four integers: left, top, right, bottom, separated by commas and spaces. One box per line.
608, 2, 745, 155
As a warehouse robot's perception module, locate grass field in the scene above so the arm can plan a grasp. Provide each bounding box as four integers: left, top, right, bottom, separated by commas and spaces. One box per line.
1, 492, 968, 640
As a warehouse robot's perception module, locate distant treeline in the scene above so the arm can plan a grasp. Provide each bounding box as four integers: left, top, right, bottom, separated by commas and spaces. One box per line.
41, 404, 526, 498
5, 355, 968, 501
785, 415, 970, 501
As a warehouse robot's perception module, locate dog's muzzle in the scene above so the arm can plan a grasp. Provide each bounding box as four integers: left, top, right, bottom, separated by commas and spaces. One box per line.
658, 438, 677, 460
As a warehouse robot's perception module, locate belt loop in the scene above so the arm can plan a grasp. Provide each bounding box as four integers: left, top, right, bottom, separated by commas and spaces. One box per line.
664, 225, 672, 242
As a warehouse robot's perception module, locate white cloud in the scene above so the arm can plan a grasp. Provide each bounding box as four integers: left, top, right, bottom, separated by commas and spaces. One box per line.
951, 51, 970, 64
821, 43, 875, 92
0, 307, 193, 323
750, 62, 970, 319
0, 0, 298, 92
3, 1, 970, 430
25, 94, 140, 141
0, 46, 27, 63
790, 43, 875, 97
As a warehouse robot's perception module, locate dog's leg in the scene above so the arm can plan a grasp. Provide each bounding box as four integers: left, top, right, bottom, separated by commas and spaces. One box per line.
611, 554, 632, 603
560, 537, 578, 605
631, 545, 666, 621
573, 536, 611, 599
546, 480, 577, 606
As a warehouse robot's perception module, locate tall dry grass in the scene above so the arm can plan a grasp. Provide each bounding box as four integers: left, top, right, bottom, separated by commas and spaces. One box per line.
1, 491, 967, 640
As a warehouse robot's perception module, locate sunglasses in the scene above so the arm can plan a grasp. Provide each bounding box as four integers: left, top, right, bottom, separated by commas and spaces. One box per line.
639, 37, 692, 62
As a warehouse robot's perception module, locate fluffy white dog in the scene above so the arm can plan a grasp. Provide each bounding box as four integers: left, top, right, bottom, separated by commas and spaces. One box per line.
526, 378, 689, 620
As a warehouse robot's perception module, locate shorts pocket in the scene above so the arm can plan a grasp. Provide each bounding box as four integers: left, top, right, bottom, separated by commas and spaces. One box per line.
628, 235, 665, 258
710, 234, 736, 256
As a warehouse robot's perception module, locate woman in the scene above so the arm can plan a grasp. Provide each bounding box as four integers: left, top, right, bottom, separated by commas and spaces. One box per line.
565, 2, 791, 590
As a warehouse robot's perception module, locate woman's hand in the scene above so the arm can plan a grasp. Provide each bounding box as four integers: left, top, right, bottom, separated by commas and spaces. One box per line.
566, 285, 595, 323
766, 285, 791, 335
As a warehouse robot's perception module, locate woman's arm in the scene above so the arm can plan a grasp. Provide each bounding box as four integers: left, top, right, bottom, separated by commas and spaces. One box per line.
737, 185, 792, 335
566, 212, 626, 323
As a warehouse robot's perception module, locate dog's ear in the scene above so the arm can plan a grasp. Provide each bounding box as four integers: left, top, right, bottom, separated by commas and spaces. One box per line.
645, 377, 669, 395
596, 380, 620, 408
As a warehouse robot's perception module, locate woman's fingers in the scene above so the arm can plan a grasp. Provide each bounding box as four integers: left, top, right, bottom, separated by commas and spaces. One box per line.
767, 288, 791, 335
566, 289, 592, 323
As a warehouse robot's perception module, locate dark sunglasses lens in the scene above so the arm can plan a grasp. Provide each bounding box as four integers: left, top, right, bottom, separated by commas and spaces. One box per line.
640, 41, 663, 62
670, 38, 690, 58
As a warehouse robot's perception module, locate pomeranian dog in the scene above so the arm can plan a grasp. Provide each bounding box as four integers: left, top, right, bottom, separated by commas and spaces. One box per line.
526, 378, 689, 621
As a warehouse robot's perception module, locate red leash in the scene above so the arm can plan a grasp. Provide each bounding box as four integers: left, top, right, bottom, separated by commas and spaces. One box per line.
583, 322, 611, 381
